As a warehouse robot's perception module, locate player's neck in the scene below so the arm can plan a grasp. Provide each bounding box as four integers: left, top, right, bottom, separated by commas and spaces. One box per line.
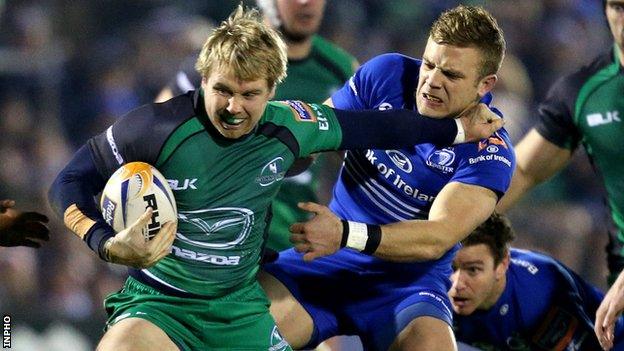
287, 38, 314, 61
617, 43, 624, 67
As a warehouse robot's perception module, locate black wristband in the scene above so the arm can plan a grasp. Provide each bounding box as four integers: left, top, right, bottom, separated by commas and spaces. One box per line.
362, 224, 382, 255
84, 220, 116, 261
340, 220, 349, 248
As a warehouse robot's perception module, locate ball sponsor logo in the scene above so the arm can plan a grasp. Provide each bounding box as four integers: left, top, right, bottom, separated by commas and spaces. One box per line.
101, 196, 117, 227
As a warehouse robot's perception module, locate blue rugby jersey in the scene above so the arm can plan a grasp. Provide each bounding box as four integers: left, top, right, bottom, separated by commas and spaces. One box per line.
328, 53, 514, 285
454, 249, 624, 350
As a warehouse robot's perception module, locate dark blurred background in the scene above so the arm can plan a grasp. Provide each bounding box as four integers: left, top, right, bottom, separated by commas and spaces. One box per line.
0, 0, 612, 349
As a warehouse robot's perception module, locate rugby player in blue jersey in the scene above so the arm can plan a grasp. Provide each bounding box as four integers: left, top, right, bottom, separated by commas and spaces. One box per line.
451, 213, 624, 351
261, 5, 515, 351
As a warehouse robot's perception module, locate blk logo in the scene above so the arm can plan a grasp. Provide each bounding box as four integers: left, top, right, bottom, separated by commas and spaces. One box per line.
587, 111, 620, 127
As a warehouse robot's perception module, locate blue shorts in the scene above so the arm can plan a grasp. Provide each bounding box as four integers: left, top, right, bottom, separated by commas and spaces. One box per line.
263, 249, 453, 350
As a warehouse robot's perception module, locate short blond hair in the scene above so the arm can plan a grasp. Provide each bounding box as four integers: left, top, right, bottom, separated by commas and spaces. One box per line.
195, 5, 287, 88
430, 5, 506, 79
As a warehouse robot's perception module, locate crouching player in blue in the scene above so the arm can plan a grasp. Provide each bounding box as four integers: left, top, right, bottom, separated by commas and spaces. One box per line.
261, 5, 515, 351
450, 213, 624, 351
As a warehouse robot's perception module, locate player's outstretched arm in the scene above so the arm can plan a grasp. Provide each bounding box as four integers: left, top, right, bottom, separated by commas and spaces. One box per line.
333, 103, 503, 151
375, 182, 497, 261
0, 199, 49, 248
290, 182, 497, 262
596, 272, 624, 350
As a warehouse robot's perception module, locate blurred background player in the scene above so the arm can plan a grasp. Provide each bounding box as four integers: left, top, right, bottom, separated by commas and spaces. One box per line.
496, 0, 624, 285
157, 0, 357, 254
262, 5, 513, 350
0, 199, 49, 248
450, 213, 624, 351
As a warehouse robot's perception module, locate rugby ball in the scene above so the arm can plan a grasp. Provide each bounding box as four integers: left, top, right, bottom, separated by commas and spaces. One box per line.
100, 162, 177, 240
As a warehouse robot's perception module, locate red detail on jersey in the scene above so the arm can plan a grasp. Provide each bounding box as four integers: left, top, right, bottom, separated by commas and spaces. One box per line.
478, 133, 508, 151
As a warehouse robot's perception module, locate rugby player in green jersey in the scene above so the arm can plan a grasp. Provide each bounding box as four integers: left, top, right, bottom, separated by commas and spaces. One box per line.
497, 0, 624, 285
49, 5, 502, 350
157, 0, 358, 254
489, 2, 623, 348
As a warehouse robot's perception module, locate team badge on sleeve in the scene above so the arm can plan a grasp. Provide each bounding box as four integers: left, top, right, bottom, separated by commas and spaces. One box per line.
282, 100, 317, 122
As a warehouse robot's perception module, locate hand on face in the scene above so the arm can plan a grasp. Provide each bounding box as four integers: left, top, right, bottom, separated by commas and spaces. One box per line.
458, 103, 505, 142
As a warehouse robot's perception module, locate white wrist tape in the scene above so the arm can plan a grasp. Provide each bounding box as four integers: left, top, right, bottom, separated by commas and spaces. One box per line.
345, 221, 368, 252
453, 118, 465, 145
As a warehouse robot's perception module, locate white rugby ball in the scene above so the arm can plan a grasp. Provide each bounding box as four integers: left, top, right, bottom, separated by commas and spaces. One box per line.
100, 162, 177, 240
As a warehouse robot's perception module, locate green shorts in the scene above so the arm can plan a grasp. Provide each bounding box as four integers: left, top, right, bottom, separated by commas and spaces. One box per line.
104, 277, 292, 351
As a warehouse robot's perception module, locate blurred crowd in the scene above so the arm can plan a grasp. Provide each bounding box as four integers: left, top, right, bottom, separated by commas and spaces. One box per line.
0, 0, 613, 348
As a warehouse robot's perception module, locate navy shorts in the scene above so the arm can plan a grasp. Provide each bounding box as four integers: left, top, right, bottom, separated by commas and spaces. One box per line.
263, 249, 454, 350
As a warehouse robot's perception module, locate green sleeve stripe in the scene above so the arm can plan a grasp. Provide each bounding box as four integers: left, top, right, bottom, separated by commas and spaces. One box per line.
156, 118, 205, 167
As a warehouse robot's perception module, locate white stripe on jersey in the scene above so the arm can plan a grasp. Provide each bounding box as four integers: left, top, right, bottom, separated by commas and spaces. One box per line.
343, 152, 425, 221
106, 126, 124, 165
141, 269, 188, 292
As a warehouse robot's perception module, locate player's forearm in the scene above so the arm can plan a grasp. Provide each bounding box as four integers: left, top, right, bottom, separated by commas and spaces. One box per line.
48, 145, 115, 258
375, 220, 461, 262
339, 218, 461, 262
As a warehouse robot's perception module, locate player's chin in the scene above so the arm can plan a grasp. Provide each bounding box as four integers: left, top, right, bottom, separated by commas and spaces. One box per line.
416, 103, 448, 119
451, 299, 474, 315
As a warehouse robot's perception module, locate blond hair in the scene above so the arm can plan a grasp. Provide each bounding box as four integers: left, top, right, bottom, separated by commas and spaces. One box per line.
430, 5, 506, 79
195, 5, 287, 88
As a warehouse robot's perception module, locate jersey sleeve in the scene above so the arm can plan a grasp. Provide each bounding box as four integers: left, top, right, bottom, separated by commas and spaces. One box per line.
450, 129, 515, 198
532, 252, 605, 349
48, 93, 196, 259
331, 53, 406, 110
534, 75, 583, 151
262, 101, 343, 158
88, 92, 196, 179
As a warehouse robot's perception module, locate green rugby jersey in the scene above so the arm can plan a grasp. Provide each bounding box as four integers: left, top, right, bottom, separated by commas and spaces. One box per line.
166, 35, 357, 250
268, 35, 357, 250
89, 91, 342, 297
275, 35, 356, 102
535, 46, 624, 273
